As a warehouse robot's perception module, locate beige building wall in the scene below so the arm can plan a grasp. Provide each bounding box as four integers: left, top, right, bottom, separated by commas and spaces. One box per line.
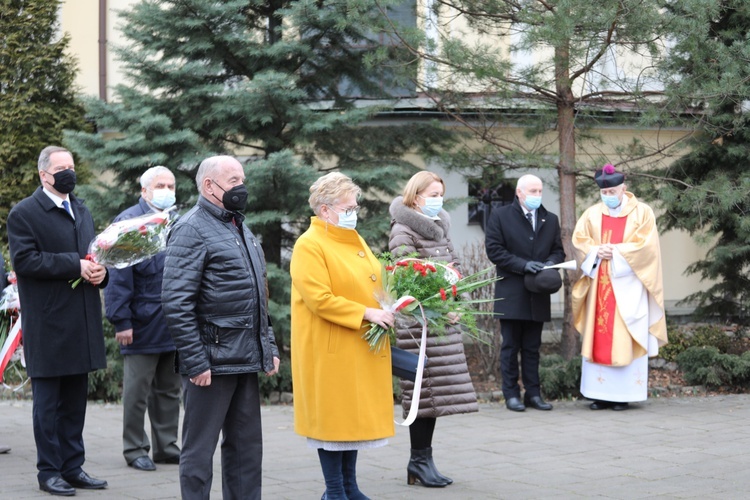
61, 0, 136, 100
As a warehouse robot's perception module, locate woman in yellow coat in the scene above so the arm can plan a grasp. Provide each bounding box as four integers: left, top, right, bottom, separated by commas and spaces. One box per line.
291, 172, 395, 500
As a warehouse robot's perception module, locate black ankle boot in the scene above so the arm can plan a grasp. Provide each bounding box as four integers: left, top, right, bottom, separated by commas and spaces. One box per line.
424, 447, 453, 485
407, 448, 449, 487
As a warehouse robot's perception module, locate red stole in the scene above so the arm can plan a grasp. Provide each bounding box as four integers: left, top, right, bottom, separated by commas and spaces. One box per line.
592, 215, 627, 365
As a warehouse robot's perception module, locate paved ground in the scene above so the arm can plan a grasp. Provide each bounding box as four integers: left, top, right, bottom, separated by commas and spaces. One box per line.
1, 395, 749, 499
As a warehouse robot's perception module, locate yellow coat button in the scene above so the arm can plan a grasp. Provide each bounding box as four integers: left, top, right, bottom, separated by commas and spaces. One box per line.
370, 274, 377, 281
358, 251, 365, 258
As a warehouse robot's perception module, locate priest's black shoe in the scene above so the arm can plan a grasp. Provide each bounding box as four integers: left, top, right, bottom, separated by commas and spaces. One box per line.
589, 400, 612, 410
63, 470, 108, 490
39, 476, 75, 496
525, 395, 553, 411
612, 402, 630, 411
130, 456, 157, 471
505, 397, 526, 412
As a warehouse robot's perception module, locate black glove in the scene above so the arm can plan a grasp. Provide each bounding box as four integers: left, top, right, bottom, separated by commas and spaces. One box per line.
544, 261, 555, 266
524, 261, 545, 273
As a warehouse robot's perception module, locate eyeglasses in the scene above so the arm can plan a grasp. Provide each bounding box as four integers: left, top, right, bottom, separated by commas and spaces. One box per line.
328, 205, 361, 217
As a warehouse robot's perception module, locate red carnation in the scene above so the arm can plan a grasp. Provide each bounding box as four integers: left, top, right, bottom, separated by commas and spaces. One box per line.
440, 288, 447, 301
452, 285, 457, 297
385, 265, 394, 271
138, 225, 148, 236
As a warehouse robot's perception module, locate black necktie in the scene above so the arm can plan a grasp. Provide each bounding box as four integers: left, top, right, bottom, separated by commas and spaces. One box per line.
525, 211, 534, 229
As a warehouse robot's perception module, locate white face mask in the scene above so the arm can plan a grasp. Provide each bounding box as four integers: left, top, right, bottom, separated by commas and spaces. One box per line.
150, 188, 176, 210
419, 196, 444, 217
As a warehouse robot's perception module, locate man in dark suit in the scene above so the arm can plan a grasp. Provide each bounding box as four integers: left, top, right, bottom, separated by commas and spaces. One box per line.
485, 174, 565, 412
7, 146, 109, 496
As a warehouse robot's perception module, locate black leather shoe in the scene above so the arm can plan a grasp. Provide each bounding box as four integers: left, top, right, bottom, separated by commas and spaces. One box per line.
154, 455, 180, 464
63, 470, 108, 489
505, 397, 526, 412
130, 456, 157, 471
589, 400, 613, 410
39, 476, 75, 496
612, 403, 630, 411
525, 395, 553, 411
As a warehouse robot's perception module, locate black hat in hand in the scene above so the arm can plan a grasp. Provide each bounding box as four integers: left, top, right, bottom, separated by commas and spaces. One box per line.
524, 269, 562, 294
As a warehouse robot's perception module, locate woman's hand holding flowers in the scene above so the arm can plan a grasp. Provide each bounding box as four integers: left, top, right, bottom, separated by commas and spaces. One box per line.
364, 308, 395, 330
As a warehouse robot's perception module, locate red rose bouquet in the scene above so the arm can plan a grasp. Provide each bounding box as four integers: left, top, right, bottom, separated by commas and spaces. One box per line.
363, 256, 501, 352
70, 210, 174, 288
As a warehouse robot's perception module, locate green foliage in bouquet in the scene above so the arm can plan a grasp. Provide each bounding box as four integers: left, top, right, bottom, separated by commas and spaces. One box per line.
364, 254, 501, 352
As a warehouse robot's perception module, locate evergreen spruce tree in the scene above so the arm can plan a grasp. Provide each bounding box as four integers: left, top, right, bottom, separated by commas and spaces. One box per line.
0, 0, 89, 245
65, 0, 454, 358
652, 1, 750, 321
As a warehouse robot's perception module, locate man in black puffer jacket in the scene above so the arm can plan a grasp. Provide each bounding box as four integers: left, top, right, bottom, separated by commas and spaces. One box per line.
162, 155, 280, 500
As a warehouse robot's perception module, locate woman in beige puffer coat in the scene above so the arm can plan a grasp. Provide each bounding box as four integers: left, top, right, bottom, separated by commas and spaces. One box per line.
389, 171, 478, 488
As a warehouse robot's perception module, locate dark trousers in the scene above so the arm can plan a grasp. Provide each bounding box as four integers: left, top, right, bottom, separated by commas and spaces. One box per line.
499, 320, 543, 399
122, 352, 181, 464
31, 374, 89, 481
179, 373, 262, 500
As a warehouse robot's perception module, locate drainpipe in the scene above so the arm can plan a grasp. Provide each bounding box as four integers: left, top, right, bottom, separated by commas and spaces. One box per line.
98, 0, 107, 101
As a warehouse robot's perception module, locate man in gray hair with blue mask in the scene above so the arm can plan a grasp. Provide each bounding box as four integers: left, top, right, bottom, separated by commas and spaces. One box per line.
104, 166, 181, 472
485, 174, 566, 413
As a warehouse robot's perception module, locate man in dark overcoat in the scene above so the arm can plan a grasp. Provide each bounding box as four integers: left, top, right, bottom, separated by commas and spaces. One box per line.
7, 146, 109, 496
485, 174, 565, 412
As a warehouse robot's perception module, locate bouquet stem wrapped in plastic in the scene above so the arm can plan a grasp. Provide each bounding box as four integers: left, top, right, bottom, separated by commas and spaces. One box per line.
70, 209, 174, 288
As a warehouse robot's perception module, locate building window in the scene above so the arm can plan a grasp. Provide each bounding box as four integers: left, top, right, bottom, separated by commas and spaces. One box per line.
468, 178, 516, 230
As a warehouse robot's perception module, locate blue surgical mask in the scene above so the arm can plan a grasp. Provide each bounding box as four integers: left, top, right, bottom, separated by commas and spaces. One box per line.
151, 188, 176, 210
524, 195, 542, 211
336, 211, 357, 229
419, 196, 443, 218
601, 194, 621, 209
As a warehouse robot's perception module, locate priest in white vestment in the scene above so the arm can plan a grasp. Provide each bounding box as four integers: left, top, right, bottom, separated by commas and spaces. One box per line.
571, 164, 668, 410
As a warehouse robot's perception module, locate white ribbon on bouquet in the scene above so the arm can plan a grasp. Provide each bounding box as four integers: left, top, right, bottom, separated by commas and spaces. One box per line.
0, 314, 23, 382
390, 296, 428, 427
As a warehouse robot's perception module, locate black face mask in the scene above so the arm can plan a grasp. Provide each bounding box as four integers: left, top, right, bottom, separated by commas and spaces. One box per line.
212, 180, 248, 212
51, 169, 76, 194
